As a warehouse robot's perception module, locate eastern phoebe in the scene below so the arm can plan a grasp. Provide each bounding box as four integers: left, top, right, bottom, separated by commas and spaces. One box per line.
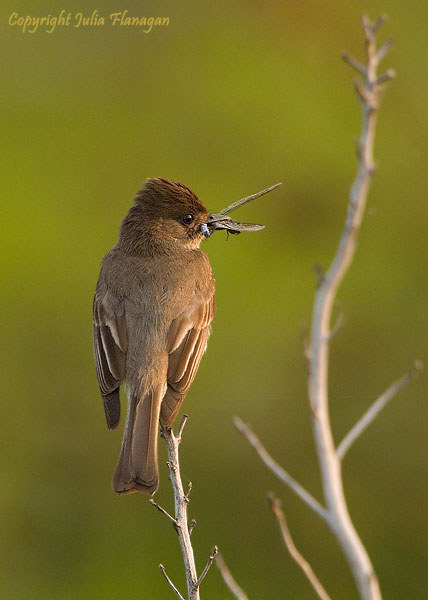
93, 178, 263, 494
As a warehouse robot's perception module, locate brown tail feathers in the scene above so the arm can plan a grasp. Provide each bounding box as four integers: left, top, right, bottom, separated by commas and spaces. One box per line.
112, 388, 162, 495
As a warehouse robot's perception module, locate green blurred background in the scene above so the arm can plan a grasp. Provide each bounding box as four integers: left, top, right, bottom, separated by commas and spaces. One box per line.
2, 0, 428, 598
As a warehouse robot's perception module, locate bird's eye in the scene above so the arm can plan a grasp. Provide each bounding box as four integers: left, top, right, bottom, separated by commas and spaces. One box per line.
182, 214, 194, 226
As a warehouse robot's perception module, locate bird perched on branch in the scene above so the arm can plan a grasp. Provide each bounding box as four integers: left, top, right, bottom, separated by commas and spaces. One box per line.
93, 177, 263, 494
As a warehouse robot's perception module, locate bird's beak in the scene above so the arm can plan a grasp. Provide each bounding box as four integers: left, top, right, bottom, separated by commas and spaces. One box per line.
202, 214, 233, 238
201, 214, 265, 239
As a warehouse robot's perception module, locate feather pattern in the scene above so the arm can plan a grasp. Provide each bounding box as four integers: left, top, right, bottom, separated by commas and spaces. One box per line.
160, 294, 215, 427
93, 297, 127, 429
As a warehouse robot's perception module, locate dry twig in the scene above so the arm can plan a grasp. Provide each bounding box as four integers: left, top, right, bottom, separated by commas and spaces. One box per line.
235, 15, 404, 600
337, 362, 423, 460
195, 546, 218, 589
234, 416, 328, 522
153, 416, 216, 599
269, 493, 331, 600
159, 564, 186, 600
215, 553, 250, 600
307, 15, 395, 600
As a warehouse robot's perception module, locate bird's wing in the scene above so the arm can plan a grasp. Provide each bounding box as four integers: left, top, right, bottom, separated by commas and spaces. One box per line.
93, 294, 127, 429
160, 291, 215, 427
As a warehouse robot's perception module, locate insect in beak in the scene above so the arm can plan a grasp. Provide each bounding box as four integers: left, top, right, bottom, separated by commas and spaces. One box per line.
201, 214, 265, 238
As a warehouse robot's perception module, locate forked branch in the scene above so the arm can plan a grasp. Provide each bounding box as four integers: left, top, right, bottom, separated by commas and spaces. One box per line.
307, 14, 394, 600
235, 14, 404, 600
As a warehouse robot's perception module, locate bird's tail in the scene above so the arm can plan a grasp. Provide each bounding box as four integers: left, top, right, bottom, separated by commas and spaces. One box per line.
112, 387, 162, 495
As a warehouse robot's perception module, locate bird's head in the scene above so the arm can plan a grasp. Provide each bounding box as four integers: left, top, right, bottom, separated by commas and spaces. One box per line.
138, 178, 211, 249
118, 178, 264, 254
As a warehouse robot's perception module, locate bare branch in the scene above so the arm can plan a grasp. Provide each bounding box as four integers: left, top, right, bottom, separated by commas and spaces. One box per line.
374, 69, 396, 87
269, 493, 332, 600
216, 552, 250, 600
376, 39, 394, 63
234, 417, 328, 522
361, 14, 375, 42
185, 481, 193, 502
176, 414, 189, 443
189, 519, 197, 536
195, 546, 218, 590
341, 51, 366, 75
150, 499, 178, 527
307, 15, 394, 600
337, 362, 423, 460
159, 564, 186, 600
219, 182, 282, 215
160, 421, 216, 600
372, 14, 388, 34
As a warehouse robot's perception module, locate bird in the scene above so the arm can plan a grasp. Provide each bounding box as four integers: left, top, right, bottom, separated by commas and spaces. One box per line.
93, 177, 263, 495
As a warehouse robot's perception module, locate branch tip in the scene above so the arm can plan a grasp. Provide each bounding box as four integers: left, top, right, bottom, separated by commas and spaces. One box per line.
176, 414, 189, 442
184, 481, 193, 502
361, 14, 373, 41
337, 362, 421, 460
412, 359, 424, 373
376, 38, 394, 62
375, 68, 396, 86
194, 546, 218, 590
233, 415, 246, 433
372, 14, 387, 34
189, 519, 197, 536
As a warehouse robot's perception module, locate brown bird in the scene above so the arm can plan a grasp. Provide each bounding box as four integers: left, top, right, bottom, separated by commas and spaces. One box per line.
93, 178, 263, 494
